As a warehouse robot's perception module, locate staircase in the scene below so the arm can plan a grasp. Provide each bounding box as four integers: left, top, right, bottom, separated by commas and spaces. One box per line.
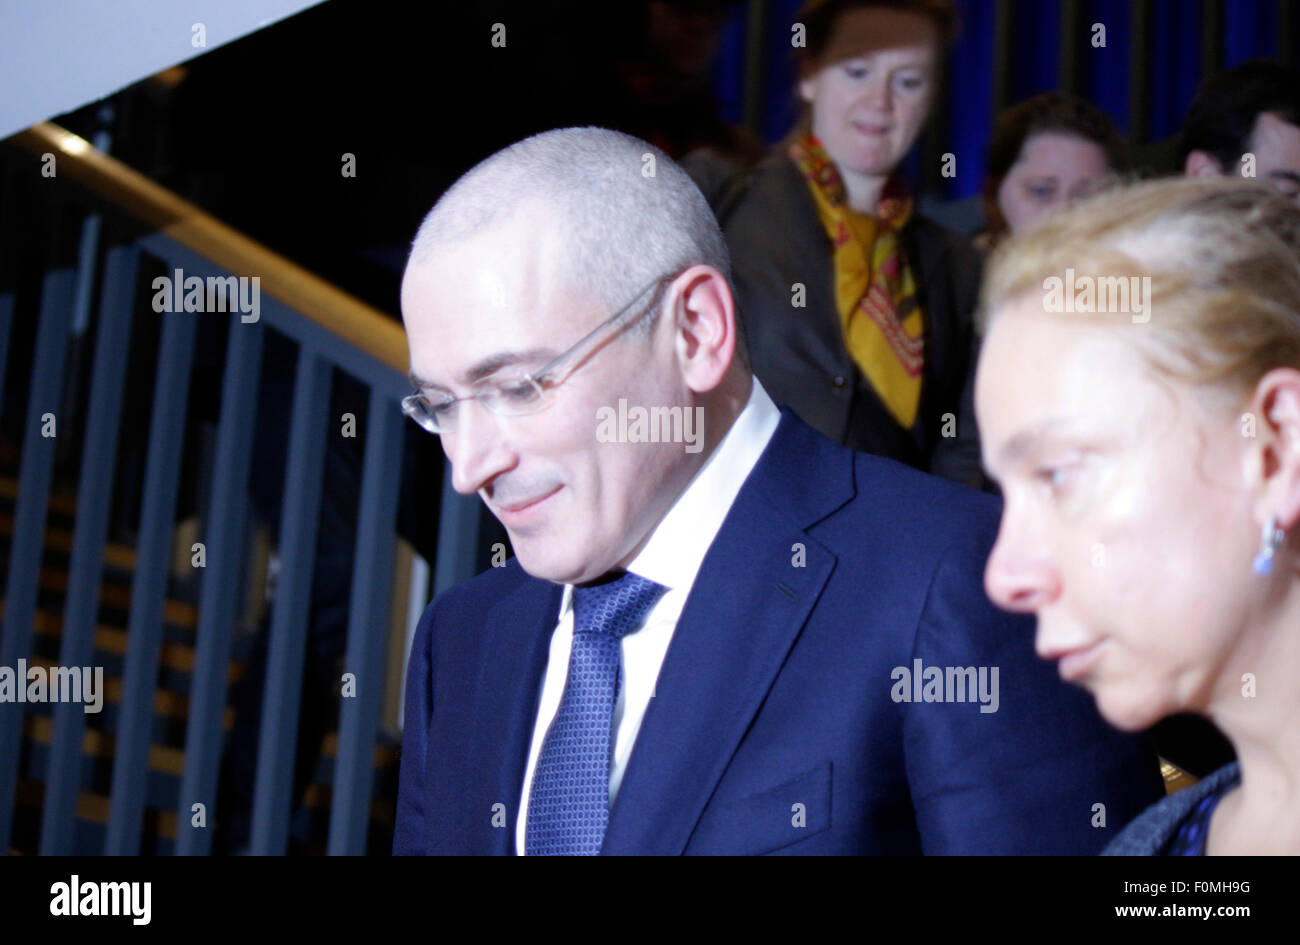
0, 436, 400, 855
0, 123, 478, 856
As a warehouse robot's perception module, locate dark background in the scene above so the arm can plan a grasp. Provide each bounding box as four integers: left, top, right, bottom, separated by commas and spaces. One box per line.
65, 0, 1299, 322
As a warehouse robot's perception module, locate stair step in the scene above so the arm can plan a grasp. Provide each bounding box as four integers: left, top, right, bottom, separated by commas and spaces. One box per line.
0, 455, 397, 853
22, 606, 240, 680
0, 475, 79, 520
0, 509, 136, 571
0, 569, 201, 628
25, 713, 187, 775
16, 778, 180, 843
19, 654, 236, 723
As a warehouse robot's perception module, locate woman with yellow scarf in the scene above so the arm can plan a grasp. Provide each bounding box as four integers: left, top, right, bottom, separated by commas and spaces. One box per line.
689, 0, 983, 486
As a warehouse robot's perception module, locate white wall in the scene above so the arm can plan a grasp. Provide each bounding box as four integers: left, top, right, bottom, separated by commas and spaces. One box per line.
0, 0, 329, 140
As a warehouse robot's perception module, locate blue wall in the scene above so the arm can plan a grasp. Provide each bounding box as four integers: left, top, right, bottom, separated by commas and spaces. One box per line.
714, 0, 1292, 199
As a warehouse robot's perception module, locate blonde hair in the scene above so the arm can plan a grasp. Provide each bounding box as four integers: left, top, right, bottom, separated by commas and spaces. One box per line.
979, 176, 1300, 402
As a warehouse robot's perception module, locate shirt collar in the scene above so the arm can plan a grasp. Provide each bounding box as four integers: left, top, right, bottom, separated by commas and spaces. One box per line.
559, 377, 781, 615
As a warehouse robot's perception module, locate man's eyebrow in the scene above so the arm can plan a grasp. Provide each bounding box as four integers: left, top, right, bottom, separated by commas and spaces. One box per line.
408, 348, 560, 392
408, 369, 439, 391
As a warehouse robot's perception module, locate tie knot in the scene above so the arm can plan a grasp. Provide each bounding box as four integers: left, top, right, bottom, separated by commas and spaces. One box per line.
572, 571, 666, 641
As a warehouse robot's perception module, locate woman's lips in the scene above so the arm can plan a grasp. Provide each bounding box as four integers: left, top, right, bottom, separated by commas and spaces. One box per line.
852, 121, 889, 136
1056, 639, 1107, 682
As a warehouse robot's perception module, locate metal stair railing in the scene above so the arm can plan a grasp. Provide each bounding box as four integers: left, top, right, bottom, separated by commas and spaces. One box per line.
0, 122, 481, 855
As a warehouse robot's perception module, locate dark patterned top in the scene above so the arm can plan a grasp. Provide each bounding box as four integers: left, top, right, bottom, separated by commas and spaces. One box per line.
1161, 767, 1242, 855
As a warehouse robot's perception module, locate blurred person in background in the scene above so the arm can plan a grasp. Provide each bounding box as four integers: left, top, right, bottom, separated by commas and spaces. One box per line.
975, 91, 1129, 251
594, 0, 764, 163
686, 0, 985, 488
945, 91, 1129, 495
1180, 58, 1300, 203
977, 176, 1300, 854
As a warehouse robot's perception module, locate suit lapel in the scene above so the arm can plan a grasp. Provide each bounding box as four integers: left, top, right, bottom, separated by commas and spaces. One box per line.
602, 412, 853, 854
463, 573, 562, 855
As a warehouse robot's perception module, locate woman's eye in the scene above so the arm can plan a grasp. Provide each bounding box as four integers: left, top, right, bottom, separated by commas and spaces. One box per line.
844, 65, 869, 80
894, 75, 925, 91
1035, 465, 1075, 493
1027, 183, 1055, 202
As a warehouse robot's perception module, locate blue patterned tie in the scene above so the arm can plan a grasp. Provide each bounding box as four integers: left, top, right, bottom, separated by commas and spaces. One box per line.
525, 570, 666, 856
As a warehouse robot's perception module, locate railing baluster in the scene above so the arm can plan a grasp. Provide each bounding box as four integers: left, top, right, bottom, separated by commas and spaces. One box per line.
3, 125, 492, 857
175, 313, 264, 855
248, 348, 330, 855
327, 388, 402, 855
0, 285, 14, 424
40, 243, 139, 854
433, 463, 481, 597
104, 305, 198, 854
0, 265, 75, 855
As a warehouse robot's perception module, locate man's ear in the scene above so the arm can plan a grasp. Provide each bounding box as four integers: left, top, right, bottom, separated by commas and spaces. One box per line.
669, 265, 736, 395
1184, 150, 1224, 178
1244, 368, 1300, 531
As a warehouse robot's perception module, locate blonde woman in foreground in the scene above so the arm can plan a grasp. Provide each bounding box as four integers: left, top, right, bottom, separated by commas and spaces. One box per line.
975, 176, 1300, 855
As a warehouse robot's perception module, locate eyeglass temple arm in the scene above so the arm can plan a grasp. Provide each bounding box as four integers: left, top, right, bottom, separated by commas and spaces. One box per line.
526, 277, 669, 389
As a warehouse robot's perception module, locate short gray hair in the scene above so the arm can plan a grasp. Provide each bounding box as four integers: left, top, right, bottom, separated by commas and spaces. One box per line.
408, 127, 732, 337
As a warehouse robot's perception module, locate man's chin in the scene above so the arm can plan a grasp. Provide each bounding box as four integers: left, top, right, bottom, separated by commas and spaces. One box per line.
510, 540, 579, 584
512, 539, 622, 586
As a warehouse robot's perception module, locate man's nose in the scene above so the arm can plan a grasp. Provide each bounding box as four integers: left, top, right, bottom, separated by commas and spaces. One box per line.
443, 400, 515, 496
984, 517, 1061, 614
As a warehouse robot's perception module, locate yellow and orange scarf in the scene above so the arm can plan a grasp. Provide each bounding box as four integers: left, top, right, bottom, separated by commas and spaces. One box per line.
789, 133, 924, 428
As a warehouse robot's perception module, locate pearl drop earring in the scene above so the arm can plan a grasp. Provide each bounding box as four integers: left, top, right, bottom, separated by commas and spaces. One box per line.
1252, 515, 1285, 576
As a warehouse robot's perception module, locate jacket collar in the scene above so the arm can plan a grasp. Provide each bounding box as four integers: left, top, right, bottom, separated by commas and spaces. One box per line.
465, 409, 855, 854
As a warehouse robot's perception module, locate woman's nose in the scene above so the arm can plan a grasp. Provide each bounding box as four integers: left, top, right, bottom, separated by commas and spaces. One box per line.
861, 75, 892, 112
984, 525, 1061, 614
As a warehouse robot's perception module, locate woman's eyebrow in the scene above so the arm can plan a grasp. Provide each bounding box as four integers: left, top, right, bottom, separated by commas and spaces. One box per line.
996, 418, 1068, 466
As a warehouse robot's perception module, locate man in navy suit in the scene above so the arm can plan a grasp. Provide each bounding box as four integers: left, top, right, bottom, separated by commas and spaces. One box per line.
392, 127, 1164, 855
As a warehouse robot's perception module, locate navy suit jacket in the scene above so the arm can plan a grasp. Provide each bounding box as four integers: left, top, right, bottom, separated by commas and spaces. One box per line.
394, 409, 1165, 854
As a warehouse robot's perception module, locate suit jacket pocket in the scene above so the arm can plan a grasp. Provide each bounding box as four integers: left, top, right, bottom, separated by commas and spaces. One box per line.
688, 761, 832, 855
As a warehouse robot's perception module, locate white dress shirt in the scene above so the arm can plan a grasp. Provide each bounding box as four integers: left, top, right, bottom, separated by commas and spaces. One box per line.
515, 378, 781, 853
